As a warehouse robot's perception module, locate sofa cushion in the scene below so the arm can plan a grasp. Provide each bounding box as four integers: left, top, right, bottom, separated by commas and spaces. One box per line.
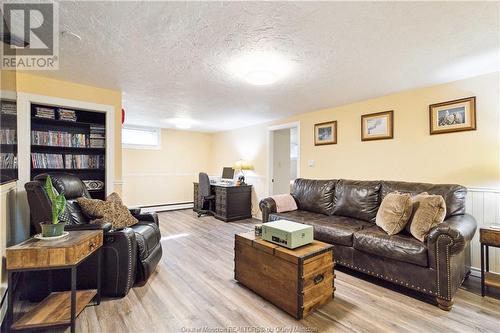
310, 216, 372, 246
353, 226, 428, 267
332, 180, 381, 222
269, 210, 327, 224
376, 192, 413, 235
291, 178, 337, 215
381, 181, 466, 218
406, 193, 446, 242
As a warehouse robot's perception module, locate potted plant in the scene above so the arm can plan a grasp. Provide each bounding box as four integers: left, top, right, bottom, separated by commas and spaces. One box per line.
41, 176, 67, 237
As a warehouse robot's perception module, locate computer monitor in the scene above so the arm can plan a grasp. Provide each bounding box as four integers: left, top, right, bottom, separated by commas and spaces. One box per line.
221, 167, 235, 181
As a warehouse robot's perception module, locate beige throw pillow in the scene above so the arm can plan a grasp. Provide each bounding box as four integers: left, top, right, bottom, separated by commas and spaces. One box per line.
77, 192, 138, 230
406, 192, 446, 242
376, 192, 413, 235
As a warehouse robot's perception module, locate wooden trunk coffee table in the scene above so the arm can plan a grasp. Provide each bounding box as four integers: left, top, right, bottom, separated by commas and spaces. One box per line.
234, 231, 335, 319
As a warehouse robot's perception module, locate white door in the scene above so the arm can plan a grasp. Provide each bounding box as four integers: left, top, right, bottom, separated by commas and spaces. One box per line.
271, 125, 299, 195
272, 128, 291, 195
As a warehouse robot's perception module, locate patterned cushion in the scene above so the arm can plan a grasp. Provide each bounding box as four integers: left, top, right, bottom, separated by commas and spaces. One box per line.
376, 192, 413, 235
406, 192, 446, 242
77, 192, 138, 229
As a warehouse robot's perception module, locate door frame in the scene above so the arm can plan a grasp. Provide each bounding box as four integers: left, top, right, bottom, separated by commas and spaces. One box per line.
267, 121, 300, 196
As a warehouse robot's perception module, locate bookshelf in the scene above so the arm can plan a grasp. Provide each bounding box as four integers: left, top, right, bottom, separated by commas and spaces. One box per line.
30, 104, 106, 199
0, 99, 18, 185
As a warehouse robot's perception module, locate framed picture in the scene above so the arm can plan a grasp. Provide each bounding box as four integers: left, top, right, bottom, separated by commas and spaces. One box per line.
429, 97, 476, 135
361, 110, 393, 141
314, 121, 337, 146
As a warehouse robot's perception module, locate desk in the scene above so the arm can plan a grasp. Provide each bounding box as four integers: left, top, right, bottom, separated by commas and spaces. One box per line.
193, 182, 252, 222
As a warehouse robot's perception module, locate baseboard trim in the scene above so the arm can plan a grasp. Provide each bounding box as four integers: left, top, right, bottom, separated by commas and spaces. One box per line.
470, 266, 500, 278
139, 202, 194, 213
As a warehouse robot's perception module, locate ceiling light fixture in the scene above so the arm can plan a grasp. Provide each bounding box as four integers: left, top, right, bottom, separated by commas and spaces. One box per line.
166, 117, 196, 129
228, 52, 293, 86
245, 71, 278, 85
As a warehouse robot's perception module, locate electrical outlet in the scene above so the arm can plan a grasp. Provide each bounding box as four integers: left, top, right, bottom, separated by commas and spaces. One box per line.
308, 160, 315, 167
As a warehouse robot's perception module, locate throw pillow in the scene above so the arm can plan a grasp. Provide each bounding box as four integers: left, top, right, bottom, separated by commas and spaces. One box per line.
406, 192, 446, 242
375, 192, 413, 235
77, 192, 138, 229
270, 194, 298, 213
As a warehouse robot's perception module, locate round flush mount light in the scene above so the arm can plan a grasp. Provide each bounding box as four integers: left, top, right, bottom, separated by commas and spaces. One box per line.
165, 117, 196, 129
245, 71, 278, 85
228, 52, 293, 86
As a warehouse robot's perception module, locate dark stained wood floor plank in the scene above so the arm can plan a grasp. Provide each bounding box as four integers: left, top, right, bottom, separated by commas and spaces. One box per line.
13, 209, 500, 333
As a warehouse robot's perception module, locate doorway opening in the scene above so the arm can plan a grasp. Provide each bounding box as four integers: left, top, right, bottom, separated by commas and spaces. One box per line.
268, 122, 300, 196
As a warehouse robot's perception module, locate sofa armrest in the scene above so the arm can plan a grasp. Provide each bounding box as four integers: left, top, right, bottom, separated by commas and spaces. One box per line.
130, 210, 159, 226
102, 227, 138, 297
427, 213, 477, 256
65, 222, 112, 233
129, 208, 141, 216
259, 197, 277, 222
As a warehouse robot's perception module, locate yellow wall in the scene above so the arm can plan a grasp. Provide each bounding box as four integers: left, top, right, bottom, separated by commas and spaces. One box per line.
210, 72, 500, 216
122, 128, 212, 206
15, 73, 123, 192
0, 70, 16, 91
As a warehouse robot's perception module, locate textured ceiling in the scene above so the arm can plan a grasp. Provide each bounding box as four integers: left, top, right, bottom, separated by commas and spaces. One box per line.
33, 1, 499, 132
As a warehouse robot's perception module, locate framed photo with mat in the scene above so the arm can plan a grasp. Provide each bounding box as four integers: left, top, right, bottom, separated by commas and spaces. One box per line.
361, 110, 394, 141
314, 121, 337, 146
429, 97, 476, 135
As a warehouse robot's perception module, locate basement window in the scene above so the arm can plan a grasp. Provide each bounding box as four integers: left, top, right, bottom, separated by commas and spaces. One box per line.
122, 126, 161, 150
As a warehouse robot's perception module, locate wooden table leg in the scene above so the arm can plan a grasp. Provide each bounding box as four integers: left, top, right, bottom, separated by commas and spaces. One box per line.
485, 245, 489, 272
71, 266, 76, 333
481, 244, 485, 296
96, 247, 102, 305
6, 271, 13, 333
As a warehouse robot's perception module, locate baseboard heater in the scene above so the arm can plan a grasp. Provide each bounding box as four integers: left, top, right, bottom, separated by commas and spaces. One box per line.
138, 202, 194, 213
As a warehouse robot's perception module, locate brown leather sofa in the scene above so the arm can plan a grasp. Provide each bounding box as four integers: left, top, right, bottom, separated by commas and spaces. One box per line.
260, 178, 477, 310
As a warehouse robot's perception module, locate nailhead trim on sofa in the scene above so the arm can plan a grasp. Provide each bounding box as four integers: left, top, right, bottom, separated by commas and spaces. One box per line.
334, 259, 437, 296
436, 234, 453, 300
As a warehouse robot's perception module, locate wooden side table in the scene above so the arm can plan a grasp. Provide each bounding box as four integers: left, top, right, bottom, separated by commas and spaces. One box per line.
5, 230, 103, 333
480, 227, 500, 296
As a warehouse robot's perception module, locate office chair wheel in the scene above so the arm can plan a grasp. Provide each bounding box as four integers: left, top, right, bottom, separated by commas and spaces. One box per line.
197, 212, 202, 218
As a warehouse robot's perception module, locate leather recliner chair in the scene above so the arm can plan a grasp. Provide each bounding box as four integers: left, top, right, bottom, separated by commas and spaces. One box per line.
24, 173, 162, 298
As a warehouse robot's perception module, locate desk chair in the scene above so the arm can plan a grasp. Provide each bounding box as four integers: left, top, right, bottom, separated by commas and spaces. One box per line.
198, 172, 215, 217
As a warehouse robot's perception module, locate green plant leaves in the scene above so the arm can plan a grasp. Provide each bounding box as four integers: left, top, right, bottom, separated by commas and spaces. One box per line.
44, 176, 67, 224
44, 175, 57, 203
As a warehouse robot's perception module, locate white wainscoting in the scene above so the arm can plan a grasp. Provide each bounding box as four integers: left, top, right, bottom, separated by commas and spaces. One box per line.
0, 182, 17, 323
466, 188, 500, 276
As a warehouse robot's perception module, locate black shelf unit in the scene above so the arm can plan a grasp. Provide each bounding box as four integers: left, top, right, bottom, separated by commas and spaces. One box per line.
0, 99, 18, 185
30, 104, 106, 199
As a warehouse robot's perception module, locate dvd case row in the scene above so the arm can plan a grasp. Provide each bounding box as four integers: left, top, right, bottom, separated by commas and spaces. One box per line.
1, 101, 16, 115
31, 131, 88, 148
31, 153, 104, 169
0, 129, 17, 144
0, 153, 17, 169
34, 106, 79, 121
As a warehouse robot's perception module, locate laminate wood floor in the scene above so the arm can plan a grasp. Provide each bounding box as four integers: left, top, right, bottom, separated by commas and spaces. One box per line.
14, 210, 500, 333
